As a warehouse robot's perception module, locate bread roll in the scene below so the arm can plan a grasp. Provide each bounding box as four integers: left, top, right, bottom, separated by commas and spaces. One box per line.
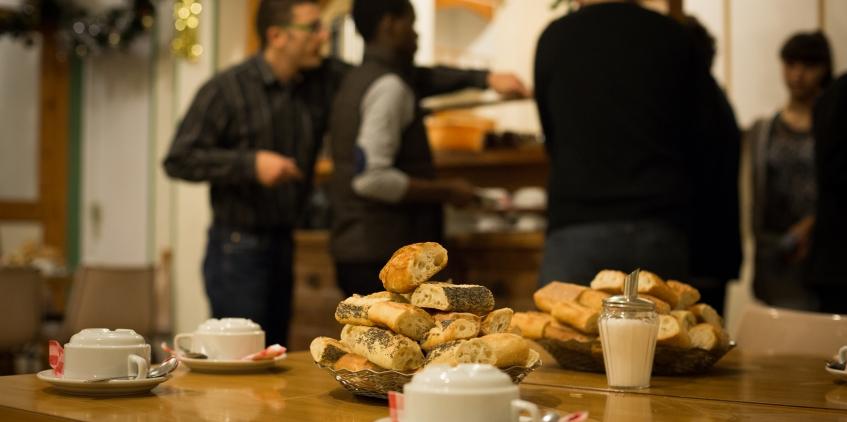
689, 303, 723, 329
510, 311, 554, 340
468, 333, 530, 368
641, 294, 671, 314
379, 242, 448, 293
690, 323, 729, 351
421, 318, 480, 351
335, 295, 389, 326
340, 325, 424, 371
543, 321, 592, 343
480, 308, 514, 335
410, 283, 494, 314
367, 301, 435, 341
310, 337, 350, 365
366, 291, 411, 303
432, 312, 481, 324
590, 269, 679, 308
533, 282, 587, 312
551, 300, 599, 334
657, 314, 690, 348
333, 353, 383, 372
577, 289, 610, 310
667, 280, 700, 309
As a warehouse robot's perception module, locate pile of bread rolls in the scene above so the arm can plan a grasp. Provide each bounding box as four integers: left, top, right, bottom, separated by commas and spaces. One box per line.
512, 270, 730, 352
311, 242, 536, 373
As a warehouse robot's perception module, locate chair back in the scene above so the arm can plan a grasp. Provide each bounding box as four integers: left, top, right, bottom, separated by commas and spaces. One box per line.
736, 300, 847, 358
0, 268, 43, 350
63, 266, 155, 341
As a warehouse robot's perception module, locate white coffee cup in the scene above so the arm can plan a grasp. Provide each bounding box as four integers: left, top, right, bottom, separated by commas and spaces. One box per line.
403, 364, 541, 422
63, 328, 150, 381
174, 318, 265, 360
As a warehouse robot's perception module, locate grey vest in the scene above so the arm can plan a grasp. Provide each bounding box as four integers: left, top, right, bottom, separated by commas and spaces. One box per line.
329, 52, 442, 263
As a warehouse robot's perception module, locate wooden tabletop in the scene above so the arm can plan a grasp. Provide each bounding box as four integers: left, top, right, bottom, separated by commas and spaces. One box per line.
525, 348, 847, 411
1, 351, 846, 421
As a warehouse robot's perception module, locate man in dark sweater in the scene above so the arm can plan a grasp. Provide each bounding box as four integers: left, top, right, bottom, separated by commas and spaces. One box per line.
809, 73, 847, 314
534, 0, 741, 305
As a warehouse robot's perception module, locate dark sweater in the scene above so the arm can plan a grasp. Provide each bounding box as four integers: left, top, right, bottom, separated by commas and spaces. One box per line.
534, 2, 741, 279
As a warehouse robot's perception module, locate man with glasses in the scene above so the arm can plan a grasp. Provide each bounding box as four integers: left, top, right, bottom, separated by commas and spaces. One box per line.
163, 0, 341, 346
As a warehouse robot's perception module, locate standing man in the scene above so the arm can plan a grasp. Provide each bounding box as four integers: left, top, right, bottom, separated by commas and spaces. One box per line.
163, 0, 345, 346
329, 0, 529, 297
534, 0, 741, 310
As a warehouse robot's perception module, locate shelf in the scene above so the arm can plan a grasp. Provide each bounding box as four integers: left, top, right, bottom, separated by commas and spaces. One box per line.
435, 0, 501, 21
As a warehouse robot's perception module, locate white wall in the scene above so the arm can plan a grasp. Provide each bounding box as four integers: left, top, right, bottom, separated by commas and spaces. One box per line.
826, 0, 847, 74
81, 40, 152, 266
0, 36, 41, 202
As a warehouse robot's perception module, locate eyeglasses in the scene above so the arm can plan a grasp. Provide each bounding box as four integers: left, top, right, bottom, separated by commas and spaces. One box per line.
285, 20, 323, 34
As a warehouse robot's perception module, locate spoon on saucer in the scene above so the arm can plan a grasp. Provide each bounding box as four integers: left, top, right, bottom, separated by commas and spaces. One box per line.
85, 356, 179, 383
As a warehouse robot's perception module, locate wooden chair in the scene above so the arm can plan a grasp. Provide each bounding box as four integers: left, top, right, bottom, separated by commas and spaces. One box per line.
0, 268, 43, 374
736, 300, 847, 358
62, 266, 156, 342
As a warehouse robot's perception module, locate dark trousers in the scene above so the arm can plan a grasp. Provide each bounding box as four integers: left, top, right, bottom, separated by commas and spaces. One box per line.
203, 225, 294, 346
335, 261, 385, 297
539, 220, 691, 287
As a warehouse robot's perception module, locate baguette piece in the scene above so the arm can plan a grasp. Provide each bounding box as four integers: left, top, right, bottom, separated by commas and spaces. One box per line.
641, 294, 671, 314
551, 300, 599, 334
366, 291, 411, 304
367, 301, 435, 341
432, 312, 481, 324
589, 270, 626, 293
577, 289, 610, 310
340, 325, 424, 371
590, 269, 679, 308
466, 333, 530, 368
510, 311, 554, 340
410, 283, 494, 314
690, 323, 729, 351
425, 340, 467, 365
421, 318, 480, 351
335, 295, 390, 326
543, 321, 592, 343
657, 314, 691, 348
533, 282, 587, 312
689, 303, 723, 328
480, 308, 514, 335
667, 281, 701, 310
379, 242, 448, 293
333, 353, 383, 371
310, 337, 350, 365
670, 310, 697, 331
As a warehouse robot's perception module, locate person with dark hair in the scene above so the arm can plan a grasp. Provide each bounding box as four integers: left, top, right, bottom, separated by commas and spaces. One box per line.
162, 0, 346, 346
533, 0, 741, 313
328, 0, 529, 296
746, 31, 833, 311
808, 73, 847, 314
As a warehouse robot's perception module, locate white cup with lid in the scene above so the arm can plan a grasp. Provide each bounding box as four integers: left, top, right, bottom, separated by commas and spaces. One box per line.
402, 364, 541, 422
174, 318, 265, 360
63, 328, 151, 381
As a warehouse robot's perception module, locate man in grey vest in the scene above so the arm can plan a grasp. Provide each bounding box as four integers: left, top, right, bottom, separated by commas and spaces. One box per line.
329, 0, 529, 296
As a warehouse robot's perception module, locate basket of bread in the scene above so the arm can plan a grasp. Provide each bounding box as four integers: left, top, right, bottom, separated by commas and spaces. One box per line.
513, 270, 734, 375
311, 242, 540, 399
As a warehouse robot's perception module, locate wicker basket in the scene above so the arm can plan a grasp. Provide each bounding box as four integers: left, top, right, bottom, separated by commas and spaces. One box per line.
535, 338, 735, 376
316, 357, 542, 400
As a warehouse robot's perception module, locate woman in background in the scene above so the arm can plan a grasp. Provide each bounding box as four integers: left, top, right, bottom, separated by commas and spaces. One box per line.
747, 31, 832, 311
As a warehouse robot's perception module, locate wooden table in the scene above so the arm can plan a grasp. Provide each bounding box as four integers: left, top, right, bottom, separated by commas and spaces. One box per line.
1, 351, 846, 421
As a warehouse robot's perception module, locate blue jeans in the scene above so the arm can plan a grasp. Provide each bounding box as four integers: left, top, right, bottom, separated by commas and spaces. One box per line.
539, 220, 690, 286
203, 225, 293, 346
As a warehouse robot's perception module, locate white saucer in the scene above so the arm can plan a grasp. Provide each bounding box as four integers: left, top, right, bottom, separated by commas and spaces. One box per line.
826, 365, 847, 381
178, 354, 287, 373
36, 370, 171, 396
